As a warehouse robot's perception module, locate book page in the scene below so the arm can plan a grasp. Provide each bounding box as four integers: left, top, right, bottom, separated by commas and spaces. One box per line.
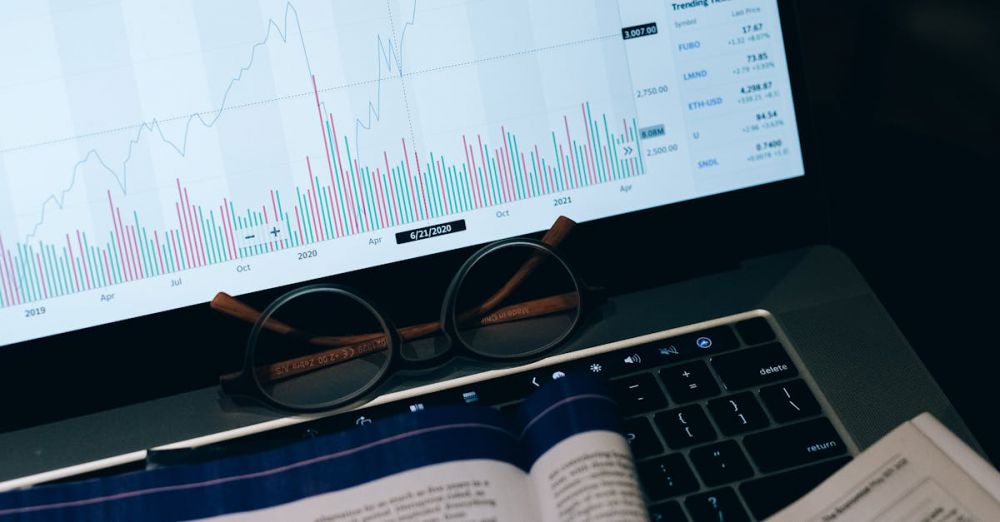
529, 430, 648, 522
767, 413, 1000, 521
200, 459, 535, 522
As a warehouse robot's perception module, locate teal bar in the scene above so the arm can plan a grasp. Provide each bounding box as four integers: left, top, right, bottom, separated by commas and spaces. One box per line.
228, 201, 239, 259
48, 245, 62, 296
506, 134, 523, 199
632, 118, 645, 174
362, 168, 380, 229
16, 245, 34, 301
446, 164, 461, 212
295, 188, 313, 245
575, 144, 587, 188
586, 103, 606, 182
391, 166, 405, 224
551, 133, 564, 192
389, 168, 404, 224
507, 132, 537, 199
312, 175, 332, 239
41, 242, 56, 295
489, 156, 503, 204
196, 207, 214, 264
462, 163, 476, 210
603, 114, 621, 179
82, 233, 97, 287
58, 250, 71, 294
20, 245, 38, 301
326, 121, 351, 235
394, 164, 410, 223
343, 137, 365, 232
483, 142, 501, 204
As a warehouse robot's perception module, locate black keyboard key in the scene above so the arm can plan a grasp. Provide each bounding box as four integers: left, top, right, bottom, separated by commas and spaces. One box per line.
685, 488, 750, 522
734, 317, 775, 345
638, 454, 700, 501
711, 343, 798, 390
648, 500, 689, 522
659, 361, 721, 403
706, 392, 770, 436
739, 457, 851, 519
689, 440, 753, 486
622, 417, 663, 459
743, 418, 847, 472
610, 373, 668, 415
759, 379, 822, 423
654, 405, 717, 449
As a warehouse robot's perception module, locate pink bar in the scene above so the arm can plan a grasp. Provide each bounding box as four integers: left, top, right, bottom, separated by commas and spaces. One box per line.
222, 198, 238, 260
329, 117, 358, 234
102, 250, 112, 286
107, 192, 130, 281
0, 236, 10, 304
305, 157, 325, 242
372, 169, 387, 227
413, 150, 430, 219
128, 226, 144, 279
384, 152, 401, 224
563, 116, 579, 188
501, 128, 515, 200
520, 152, 532, 198
76, 231, 92, 289
154, 231, 165, 275
0, 235, 13, 304
493, 149, 508, 202
294, 206, 304, 245
36, 253, 48, 298
66, 236, 81, 292
219, 205, 233, 260
175, 203, 192, 270
353, 158, 370, 231
476, 136, 492, 206
403, 140, 423, 220
468, 144, 484, 206
175, 181, 194, 269
462, 136, 480, 208
184, 188, 206, 267
602, 143, 613, 180
311, 76, 344, 238
4, 246, 20, 304
437, 158, 450, 215
583, 105, 598, 185
169, 231, 182, 270
117, 208, 136, 281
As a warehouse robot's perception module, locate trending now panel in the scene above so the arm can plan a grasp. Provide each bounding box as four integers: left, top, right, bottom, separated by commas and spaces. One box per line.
0, 0, 804, 345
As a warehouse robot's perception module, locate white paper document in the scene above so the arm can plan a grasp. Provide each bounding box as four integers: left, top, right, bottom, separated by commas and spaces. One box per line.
768, 413, 1000, 522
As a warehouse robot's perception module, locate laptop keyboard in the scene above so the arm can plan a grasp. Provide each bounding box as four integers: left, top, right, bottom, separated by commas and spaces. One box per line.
142, 315, 852, 521
487, 317, 852, 521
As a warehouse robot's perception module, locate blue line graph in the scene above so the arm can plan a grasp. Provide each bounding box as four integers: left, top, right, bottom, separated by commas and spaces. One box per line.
24, 0, 418, 242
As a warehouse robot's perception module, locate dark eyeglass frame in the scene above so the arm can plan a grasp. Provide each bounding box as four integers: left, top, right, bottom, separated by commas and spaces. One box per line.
218, 219, 601, 413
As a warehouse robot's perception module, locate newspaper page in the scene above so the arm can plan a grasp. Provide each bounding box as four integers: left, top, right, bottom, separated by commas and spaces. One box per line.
768, 413, 1000, 522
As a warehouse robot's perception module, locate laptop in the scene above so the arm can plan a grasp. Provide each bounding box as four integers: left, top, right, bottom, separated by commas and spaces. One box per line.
0, 0, 983, 519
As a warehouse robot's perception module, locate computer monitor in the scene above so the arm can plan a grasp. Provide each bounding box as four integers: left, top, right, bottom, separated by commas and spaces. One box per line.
0, 0, 804, 348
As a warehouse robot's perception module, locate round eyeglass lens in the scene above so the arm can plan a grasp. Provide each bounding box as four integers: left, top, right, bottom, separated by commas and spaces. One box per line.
250, 288, 393, 410
451, 243, 580, 359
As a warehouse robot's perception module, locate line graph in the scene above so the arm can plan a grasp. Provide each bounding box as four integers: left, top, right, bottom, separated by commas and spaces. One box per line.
0, 0, 641, 310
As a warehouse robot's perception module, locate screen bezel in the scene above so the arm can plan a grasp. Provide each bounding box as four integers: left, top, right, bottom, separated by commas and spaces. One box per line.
0, 0, 828, 432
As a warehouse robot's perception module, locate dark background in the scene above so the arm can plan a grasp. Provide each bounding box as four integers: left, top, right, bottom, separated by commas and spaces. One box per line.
1, 0, 997, 465
796, 1, 999, 461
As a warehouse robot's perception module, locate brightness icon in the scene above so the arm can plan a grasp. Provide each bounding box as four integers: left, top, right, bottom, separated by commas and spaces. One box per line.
589, 363, 603, 373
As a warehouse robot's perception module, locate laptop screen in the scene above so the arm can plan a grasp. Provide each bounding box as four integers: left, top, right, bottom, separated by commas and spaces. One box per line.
0, 0, 804, 347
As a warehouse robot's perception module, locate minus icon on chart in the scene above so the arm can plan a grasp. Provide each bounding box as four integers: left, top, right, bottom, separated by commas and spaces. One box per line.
244, 235, 255, 240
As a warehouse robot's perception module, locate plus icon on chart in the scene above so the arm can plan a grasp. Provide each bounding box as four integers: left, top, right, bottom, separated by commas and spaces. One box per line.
270, 227, 281, 237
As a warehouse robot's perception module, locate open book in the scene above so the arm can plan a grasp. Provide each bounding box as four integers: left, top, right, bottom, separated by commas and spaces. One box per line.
0, 377, 649, 521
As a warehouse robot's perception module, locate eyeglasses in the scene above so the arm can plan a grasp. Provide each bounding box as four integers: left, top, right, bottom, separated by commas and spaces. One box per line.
211, 216, 601, 413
